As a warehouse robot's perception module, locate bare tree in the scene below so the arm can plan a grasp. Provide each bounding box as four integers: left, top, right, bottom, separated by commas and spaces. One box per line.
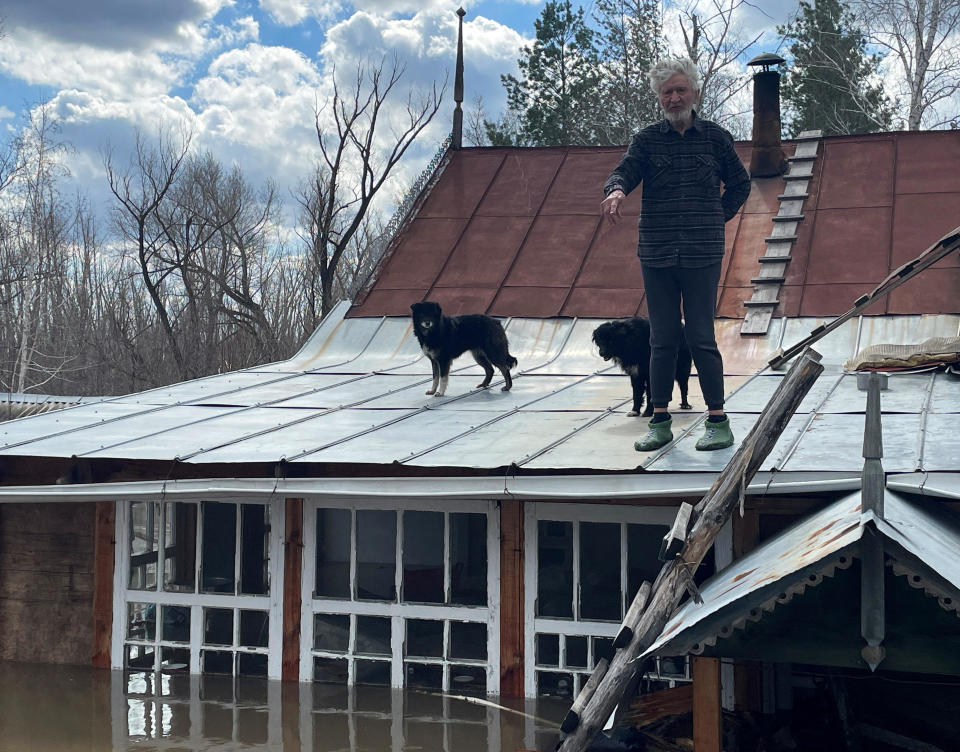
295, 56, 444, 324
105, 126, 193, 378
673, 0, 761, 134
853, 0, 960, 129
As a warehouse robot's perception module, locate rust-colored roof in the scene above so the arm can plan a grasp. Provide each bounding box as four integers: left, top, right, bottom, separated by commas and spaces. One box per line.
350, 131, 960, 319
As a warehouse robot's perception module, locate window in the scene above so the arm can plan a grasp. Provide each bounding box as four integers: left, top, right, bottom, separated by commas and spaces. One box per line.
525, 502, 712, 698
303, 500, 498, 693
116, 499, 281, 679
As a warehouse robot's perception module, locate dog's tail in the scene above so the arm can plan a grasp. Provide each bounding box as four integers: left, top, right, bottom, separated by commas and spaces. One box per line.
509, 355, 518, 370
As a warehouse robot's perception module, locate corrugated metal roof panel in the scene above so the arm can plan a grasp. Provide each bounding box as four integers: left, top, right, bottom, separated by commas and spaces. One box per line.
0, 311, 956, 474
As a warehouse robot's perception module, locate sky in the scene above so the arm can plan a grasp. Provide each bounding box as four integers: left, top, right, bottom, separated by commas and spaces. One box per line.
0, 0, 802, 223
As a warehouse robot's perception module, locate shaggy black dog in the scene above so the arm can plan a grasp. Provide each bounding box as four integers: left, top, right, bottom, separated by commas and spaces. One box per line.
411, 301, 518, 397
592, 317, 692, 417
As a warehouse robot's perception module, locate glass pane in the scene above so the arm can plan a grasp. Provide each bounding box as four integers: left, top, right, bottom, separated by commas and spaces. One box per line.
126, 644, 156, 670
580, 522, 621, 620
314, 614, 350, 652
161, 605, 190, 643
566, 636, 588, 668
405, 619, 443, 658
402, 511, 443, 603
537, 671, 573, 698
405, 663, 442, 690
537, 520, 573, 618
160, 646, 189, 672
450, 621, 486, 661
163, 502, 197, 592
127, 602, 156, 641
536, 633, 560, 666
355, 615, 391, 655
313, 657, 348, 684
202, 650, 234, 674
592, 637, 614, 667
354, 660, 391, 686
659, 655, 688, 679
129, 501, 159, 590
627, 523, 666, 600
450, 665, 486, 696
316, 508, 351, 599
240, 504, 269, 595
450, 513, 487, 606
238, 653, 268, 677
201, 503, 236, 593
204, 608, 233, 645
239, 610, 269, 648
356, 510, 396, 601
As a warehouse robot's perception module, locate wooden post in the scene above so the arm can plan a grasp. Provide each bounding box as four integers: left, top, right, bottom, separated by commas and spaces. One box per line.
500, 499, 525, 697
693, 657, 722, 752
557, 348, 823, 752
91, 500, 115, 668
282, 498, 304, 681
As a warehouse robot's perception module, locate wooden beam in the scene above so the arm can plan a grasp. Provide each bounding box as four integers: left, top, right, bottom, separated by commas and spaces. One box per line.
693, 657, 722, 752
282, 497, 304, 682
500, 499, 525, 697
92, 501, 115, 669
556, 348, 824, 752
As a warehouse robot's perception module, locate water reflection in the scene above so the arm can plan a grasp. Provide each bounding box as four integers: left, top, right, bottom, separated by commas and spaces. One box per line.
0, 661, 566, 751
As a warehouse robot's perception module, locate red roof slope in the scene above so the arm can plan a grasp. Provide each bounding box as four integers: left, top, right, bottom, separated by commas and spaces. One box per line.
350, 131, 960, 319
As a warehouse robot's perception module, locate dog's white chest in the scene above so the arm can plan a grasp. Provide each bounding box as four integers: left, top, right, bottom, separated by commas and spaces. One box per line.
422, 345, 440, 359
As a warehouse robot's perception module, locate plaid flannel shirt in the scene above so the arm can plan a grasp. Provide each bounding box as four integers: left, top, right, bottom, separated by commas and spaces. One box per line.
603, 114, 751, 268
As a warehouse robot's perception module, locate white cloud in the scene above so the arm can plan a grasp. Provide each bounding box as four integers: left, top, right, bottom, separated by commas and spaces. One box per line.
259, 0, 343, 25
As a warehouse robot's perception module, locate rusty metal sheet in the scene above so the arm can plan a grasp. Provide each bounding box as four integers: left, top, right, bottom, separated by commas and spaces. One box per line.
644, 491, 865, 659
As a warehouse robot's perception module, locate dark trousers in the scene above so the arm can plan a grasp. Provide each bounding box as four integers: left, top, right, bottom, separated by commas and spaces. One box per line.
641, 262, 725, 411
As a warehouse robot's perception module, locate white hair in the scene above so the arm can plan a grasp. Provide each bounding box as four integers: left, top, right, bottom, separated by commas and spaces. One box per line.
648, 58, 701, 96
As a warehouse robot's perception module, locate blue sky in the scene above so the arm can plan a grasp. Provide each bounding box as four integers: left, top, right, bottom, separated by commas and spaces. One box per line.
0, 0, 799, 219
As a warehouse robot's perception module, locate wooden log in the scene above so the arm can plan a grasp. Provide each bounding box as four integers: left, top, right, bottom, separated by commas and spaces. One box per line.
614, 581, 652, 649
556, 347, 824, 752
659, 503, 693, 561
499, 499, 525, 697
561, 658, 610, 733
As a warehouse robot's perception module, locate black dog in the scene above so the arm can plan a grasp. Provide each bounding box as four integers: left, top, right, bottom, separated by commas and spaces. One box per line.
410, 301, 518, 397
592, 317, 692, 417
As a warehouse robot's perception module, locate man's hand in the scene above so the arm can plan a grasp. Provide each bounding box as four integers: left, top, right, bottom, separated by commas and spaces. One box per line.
601, 189, 626, 223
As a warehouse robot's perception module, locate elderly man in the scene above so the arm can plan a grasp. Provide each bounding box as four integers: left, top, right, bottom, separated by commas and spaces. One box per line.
602, 57, 750, 452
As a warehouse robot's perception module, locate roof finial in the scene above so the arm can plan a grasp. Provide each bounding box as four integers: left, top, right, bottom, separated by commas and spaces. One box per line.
453, 7, 466, 149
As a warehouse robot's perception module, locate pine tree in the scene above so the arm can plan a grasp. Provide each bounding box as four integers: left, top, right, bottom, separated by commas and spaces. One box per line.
779, 0, 895, 136
590, 0, 664, 145
495, 0, 602, 146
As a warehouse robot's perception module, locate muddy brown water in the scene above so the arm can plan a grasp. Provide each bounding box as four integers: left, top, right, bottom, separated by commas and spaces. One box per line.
0, 661, 567, 751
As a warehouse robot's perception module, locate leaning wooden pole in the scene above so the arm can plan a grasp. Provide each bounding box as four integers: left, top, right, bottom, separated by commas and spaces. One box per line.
556, 347, 824, 752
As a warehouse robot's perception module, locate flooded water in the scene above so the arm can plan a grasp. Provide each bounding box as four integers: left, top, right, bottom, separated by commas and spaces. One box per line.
0, 661, 567, 751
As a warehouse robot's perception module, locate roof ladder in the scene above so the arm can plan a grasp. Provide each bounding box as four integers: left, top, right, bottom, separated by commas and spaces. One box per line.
741, 130, 823, 335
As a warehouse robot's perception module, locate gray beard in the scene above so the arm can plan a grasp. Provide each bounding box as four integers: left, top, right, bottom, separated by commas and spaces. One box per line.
664, 107, 694, 126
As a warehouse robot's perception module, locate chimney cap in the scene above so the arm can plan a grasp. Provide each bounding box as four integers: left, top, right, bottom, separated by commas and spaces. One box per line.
747, 52, 785, 72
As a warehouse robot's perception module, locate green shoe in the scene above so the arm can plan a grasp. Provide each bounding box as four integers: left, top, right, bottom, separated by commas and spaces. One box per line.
635, 418, 673, 452
696, 417, 734, 451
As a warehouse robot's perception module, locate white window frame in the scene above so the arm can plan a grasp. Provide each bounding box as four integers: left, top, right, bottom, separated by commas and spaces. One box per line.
112, 497, 285, 679
300, 497, 500, 694
524, 501, 691, 698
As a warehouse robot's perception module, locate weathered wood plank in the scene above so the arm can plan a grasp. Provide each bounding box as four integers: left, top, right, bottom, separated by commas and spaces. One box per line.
92, 501, 115, 669
282, 497, 304, 681
621, 683, 693, 727
556, 348, 824, 752
740, 307, 776, 335
500, 499, 525, 697
693, 657, 722, 752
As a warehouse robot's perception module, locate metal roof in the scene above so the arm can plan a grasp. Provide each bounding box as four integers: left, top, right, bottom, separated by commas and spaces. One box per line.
0, 303, 957, 475
644, 488, 960, 660
350, 131, 960, 320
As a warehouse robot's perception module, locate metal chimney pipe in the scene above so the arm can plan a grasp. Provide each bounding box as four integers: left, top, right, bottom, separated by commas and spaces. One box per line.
747, 53, 787, 177
452, 7, 466, 149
